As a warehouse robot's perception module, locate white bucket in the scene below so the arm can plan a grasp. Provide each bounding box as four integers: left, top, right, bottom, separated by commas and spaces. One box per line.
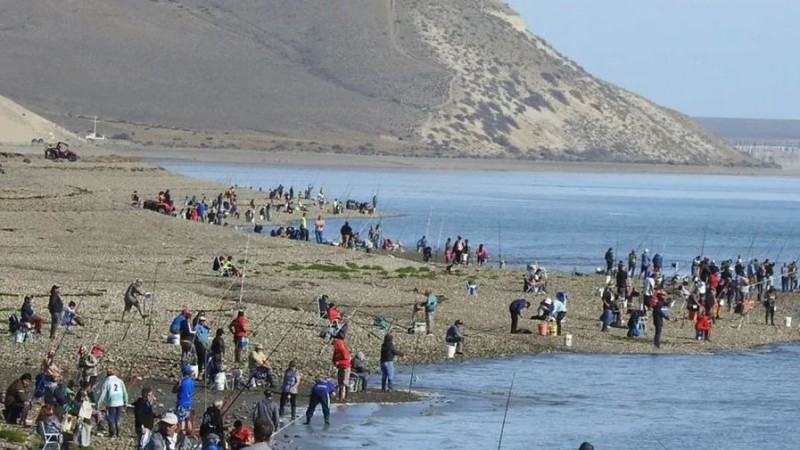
167, 334, 180, 345
446, 343, 457, 358
467, 285, 478, 295
213, 373, 226, 391
240, 337, 249, 348
189, 365, 199, 378
565, 334, 573, 347
144, 292, 152, 301
785, 316, 792, 328
14, 332, 25, 344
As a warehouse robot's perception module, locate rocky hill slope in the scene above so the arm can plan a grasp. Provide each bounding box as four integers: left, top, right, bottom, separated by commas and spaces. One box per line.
0, 0, 755, 165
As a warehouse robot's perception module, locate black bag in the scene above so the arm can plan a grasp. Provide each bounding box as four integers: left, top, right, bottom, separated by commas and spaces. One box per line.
8, 314, 20, 333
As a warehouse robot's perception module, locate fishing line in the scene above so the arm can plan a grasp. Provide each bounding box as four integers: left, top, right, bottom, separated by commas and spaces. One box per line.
496, 371, 516, 450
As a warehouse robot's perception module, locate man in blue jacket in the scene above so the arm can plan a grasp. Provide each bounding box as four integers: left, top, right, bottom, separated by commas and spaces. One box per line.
508, 299, 530, 334
304, 378, 336, 426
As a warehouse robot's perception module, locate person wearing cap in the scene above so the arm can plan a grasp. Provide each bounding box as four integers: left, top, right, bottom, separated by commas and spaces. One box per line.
247, 343, 276, 388
549, 296, 568, 336
122, 279, 148, 323
204, 433, 222, 450
200, 399, 225, 444
193, 313, 211, 376
421, 288, 437, 335
279, 360, 301, 420
445, 320, 467, 355
228, 311, 249, 364
304, 378, 336, 426
350, 351, 369, 391
97, 368, 128, 438
142, 412, 181, 450
173, 365, 196, 433
47, 284, 64, 340
133, 387, 155, 448
4, 373, 32, 424
508, 299, 531, 333
252, 390, 280, 432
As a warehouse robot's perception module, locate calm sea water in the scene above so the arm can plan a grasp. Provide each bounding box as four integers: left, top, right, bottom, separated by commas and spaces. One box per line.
160, 161, 800, 449
271, 345, 800, 450
159, 161, 800, 273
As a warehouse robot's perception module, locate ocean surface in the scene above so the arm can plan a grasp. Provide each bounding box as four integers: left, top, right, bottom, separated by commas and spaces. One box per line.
272, 345, 800, 450
158, 161, 800, 449
159, 161, 800, 273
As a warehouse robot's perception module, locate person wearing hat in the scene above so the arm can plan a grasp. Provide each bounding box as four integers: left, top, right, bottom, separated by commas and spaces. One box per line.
142, 412, 180, 450
200, 399, 225, 445
193, 313, 211, 376
252, 390, 280, 433
47, 284, 64, 340
421, 288, 437, 335
97, 368, 128, 438
122, 279, 148, 323
350, 351, 369, 391
445, 320, 467, 355
508, 299, 531, 334
247, 343, 276, 388
173, 365, 196, 433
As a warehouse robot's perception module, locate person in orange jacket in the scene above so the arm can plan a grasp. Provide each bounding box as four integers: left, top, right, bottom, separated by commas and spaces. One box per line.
695, 312, 712, 341
331, 338, 351, 402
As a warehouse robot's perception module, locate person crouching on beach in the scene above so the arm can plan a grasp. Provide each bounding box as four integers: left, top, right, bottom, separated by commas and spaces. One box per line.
508, 299, 531, 334
445, 320, 467, 354
304, 378, 336, 426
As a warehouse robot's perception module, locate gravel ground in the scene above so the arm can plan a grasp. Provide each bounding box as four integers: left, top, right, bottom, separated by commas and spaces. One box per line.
0, 154, 797, 449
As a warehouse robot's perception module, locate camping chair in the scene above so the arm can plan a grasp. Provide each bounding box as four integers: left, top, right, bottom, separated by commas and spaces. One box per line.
37, 421, 62, 450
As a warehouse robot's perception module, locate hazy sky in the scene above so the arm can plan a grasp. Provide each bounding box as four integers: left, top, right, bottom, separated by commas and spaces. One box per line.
506, 0, 800, 120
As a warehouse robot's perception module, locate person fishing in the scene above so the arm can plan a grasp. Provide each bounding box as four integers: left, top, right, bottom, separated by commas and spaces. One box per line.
445, 320, 467, 354
48, 284, 64, 340
228, 311, 249, 364
331, 338, 352, 402
604, 247, 614, 276
421, 288, 437, 335
764, 286, 777, 326
640, 249, 650, 277
652, 298, 670, 348
627, 249, 637, 277
508, 299, 531, 334
380, 334, 406, 392
122, 279, 148, 322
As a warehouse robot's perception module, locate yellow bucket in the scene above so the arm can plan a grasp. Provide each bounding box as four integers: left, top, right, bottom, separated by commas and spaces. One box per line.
548, 322, 557, 335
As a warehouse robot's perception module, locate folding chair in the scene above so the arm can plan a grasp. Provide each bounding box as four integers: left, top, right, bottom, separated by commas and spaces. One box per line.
37, 421, 62, 450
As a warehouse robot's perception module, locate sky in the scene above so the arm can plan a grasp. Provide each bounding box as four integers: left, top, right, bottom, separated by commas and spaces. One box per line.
506, 0, 800, 120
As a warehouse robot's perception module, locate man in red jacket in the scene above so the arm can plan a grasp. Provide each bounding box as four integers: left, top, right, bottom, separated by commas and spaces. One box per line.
331, 339, 351, 402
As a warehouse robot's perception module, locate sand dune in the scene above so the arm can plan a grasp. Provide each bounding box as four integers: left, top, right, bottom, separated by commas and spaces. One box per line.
0, 95, 80, 145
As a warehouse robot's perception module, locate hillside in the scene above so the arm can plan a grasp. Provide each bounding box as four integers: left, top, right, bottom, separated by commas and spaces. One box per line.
696, 117, 800, 142
0, 0, 756, 165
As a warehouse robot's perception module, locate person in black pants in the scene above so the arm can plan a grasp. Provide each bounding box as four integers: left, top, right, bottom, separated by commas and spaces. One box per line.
508, 299, 530, 333
764, 287, 777, 325
652, 299, 670, 348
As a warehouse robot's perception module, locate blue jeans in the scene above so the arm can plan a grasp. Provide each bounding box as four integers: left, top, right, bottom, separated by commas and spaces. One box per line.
381, 361, 395, 391
315, 230, 323, 244
106, 406, 122, 436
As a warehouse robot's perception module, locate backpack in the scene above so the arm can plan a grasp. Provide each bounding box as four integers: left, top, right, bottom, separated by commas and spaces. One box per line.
373, 317, 389, 329
8, 314, 20, 333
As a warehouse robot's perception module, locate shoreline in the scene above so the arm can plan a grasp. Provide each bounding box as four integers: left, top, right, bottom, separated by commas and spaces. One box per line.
1, 147, 799, 449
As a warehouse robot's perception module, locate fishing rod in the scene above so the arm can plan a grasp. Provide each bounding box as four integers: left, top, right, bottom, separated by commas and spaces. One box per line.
497, 218, 503, 269
52, 252, 107, 355
237, 234, 251, 308
435, 216, 445, 261
496, 371, 516, 450
146, 261, 162, 341
407, 331, 423, 392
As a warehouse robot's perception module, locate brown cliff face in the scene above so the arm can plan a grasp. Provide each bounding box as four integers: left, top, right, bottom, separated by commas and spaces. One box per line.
0, 0, 755, 165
